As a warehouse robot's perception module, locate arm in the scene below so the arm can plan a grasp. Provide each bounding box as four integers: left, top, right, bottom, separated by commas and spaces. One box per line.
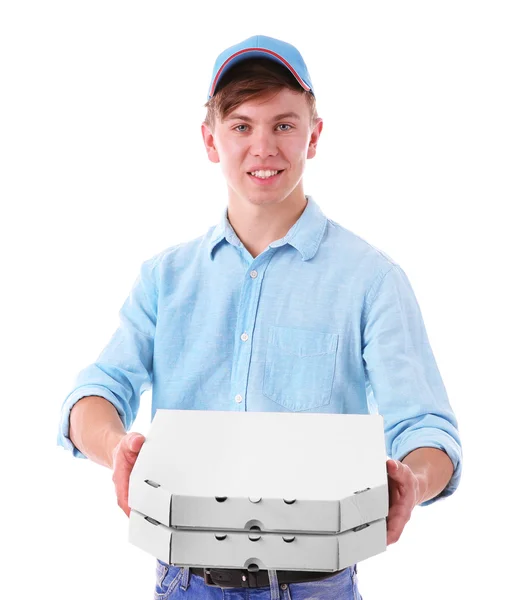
69, 394, 146, 517
362, 264, 463, 507
401, 447, 454, 505
69, 395, 127, 468
69, 396, 145, 517
385, 448, 454, 545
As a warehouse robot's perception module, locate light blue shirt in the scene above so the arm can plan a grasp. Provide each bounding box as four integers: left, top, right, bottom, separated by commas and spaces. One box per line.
57, 195, 462, 506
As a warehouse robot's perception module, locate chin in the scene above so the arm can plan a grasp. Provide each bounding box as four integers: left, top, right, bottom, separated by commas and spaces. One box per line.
245, 193, 288, 206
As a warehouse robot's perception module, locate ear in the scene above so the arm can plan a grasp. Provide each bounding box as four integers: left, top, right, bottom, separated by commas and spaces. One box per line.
201, 122, 220, 164
307, 118, 323, 160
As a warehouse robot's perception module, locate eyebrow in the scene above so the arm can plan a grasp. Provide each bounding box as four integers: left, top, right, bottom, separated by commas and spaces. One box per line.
225, 111, 302, 122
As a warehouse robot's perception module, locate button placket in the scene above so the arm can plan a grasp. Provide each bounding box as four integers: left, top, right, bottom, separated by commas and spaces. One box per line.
229, 255, 274, 409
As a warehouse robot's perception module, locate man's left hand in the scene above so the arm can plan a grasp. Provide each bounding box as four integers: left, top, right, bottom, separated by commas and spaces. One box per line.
386, 458, 424, 545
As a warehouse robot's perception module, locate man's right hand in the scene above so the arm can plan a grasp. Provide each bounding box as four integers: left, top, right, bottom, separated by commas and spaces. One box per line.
111, 432, 146, 517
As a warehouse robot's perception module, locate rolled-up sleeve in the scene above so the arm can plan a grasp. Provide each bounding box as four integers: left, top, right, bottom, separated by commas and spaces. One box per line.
361, 264, 462, 506
57, 254, 160, 458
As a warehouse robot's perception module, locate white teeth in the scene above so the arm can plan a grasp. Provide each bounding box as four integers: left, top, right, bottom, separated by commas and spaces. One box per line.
250, 169, 280, 178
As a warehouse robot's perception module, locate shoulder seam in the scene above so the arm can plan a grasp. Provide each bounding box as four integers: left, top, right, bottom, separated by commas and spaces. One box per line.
364, 264, 398, 310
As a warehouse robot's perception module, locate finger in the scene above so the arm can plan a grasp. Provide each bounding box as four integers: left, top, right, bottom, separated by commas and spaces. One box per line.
121, 484, 131, 518
387, 459, 401, 474
127, 433, 145, 454
387, 460, 409, 485
387, 506, 410, 542
114, 466, 131, 517
112, 445, 134, 517
387, 501, 412, 545
387, 517, 405, 545
388, 500, 411, 523
387, 509, 410, 540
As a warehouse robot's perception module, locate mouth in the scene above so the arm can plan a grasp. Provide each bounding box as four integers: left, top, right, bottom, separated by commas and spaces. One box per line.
246, 170, 285, 185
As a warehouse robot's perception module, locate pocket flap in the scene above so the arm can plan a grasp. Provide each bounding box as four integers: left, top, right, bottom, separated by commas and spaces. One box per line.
269, 325, 338, 357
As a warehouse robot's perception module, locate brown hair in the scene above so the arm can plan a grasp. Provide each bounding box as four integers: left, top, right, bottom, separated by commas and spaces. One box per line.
203, 57, 318, 132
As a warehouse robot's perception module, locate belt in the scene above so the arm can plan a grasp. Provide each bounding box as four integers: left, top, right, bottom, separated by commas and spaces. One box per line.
190, 566, 344, 589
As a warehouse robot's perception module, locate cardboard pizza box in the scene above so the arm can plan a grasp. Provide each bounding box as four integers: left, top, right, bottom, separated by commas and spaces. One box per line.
129, 508, 387, 572
128, 409, 389, 535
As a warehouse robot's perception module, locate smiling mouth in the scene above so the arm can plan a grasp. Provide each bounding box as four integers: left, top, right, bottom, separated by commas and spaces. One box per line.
247, 170, 285, 179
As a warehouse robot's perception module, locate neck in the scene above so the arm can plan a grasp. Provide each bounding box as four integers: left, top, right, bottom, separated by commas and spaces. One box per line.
226, 190, 308, 259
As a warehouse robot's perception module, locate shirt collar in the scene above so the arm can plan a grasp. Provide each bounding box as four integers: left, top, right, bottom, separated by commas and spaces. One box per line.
208, 195, 327, 262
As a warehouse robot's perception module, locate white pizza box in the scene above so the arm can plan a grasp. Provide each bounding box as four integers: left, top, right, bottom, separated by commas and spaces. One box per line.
128, 409, 389, 534
129, 508, 387, 571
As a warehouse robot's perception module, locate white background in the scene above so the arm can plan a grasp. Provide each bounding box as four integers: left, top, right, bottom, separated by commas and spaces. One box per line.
1, 1, 523, 598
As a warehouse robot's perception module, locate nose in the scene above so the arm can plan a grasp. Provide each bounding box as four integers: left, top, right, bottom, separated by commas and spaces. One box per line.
249, 128, 278, 158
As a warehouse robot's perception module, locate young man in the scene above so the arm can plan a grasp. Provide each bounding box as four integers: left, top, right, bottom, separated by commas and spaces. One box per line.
57, 35, 463, 599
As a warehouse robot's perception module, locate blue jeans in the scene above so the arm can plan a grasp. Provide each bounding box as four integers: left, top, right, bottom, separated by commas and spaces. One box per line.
154, 561, 363, 600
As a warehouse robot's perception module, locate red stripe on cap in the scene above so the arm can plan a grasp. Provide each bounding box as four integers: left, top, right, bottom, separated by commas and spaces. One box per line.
210, 47, 311, 97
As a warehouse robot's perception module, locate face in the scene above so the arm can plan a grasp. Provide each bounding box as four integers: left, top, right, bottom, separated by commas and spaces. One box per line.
201, 87, 323, 209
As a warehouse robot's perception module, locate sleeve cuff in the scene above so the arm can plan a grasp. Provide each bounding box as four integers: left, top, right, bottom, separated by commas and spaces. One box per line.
56, 386, 129, 459
393, 429, 463, 507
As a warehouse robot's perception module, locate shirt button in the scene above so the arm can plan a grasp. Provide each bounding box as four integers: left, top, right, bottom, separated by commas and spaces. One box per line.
241, 332, 249, 342
235, 394, 243, 403
250, 270, 258, 278
280, 584, 288, 590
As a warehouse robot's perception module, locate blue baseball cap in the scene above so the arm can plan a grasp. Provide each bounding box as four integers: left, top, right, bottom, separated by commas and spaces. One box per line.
207, 34, 315, 101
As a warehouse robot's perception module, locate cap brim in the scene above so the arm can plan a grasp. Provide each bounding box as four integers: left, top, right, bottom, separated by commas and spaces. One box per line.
208, 48, 311, 99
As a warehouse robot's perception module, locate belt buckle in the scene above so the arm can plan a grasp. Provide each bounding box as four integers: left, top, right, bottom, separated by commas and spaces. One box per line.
203, 569, 219, 587
203, 567, 256, 588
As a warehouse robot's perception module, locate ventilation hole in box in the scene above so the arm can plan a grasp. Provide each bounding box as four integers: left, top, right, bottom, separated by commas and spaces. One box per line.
282, 535, 295, 543
245, 519, 264, 531
145, 480, 160, 488
283, 498, 296, 504
215, 534, 227, 541
215, 496, 228, 502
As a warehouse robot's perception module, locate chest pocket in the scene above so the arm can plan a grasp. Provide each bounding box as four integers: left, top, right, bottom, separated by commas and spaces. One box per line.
263, 325, 339, 411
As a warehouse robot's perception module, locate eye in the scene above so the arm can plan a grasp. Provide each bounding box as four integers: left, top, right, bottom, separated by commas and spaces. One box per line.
233, 123, 294, 133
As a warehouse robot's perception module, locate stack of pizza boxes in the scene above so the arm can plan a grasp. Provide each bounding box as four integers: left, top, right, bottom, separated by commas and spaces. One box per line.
128, 409, 389, 572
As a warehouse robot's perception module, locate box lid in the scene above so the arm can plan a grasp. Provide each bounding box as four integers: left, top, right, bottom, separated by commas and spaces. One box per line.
129, 409, 388, 533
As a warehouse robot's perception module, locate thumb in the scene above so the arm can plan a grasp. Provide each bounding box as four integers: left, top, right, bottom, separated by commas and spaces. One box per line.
127, 433, 145, 453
